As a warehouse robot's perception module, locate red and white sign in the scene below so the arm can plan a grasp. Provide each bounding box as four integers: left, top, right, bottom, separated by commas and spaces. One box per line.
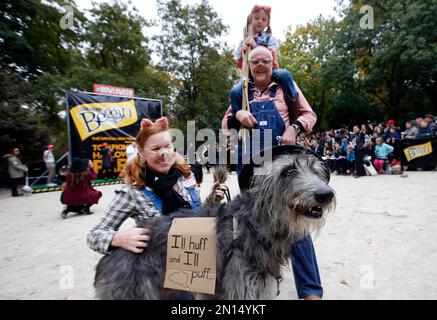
93, 84, 135, 98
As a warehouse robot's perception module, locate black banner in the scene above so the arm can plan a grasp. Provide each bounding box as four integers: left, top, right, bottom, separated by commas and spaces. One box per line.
66, 90, 162, 179
394, 137, 437, 170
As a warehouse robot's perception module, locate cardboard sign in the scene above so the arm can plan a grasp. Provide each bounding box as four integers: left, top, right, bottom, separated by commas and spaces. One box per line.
164, 217, 216, 295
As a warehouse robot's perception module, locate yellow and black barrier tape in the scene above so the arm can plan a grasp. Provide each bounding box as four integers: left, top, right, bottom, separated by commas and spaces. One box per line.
31, 179, 125, 193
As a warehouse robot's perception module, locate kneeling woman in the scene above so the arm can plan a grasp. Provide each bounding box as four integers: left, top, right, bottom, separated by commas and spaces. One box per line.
61, 158, 102, 218
87, 117, 225, 255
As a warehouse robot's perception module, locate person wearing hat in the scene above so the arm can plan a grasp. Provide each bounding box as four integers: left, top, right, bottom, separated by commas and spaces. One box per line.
386, 119, 395, 127
221, 46, 322, 300
43, 145, 57, 186
60, 157, 102, 219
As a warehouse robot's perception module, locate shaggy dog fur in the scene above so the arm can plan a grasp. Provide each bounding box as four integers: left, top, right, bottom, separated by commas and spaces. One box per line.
94, 151, 335, 300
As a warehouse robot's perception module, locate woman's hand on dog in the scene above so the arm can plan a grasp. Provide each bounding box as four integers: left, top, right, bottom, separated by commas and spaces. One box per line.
111, 228, 151, 253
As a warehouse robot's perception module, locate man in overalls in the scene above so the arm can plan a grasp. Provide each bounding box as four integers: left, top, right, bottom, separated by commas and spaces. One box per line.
222, 46, 321, 300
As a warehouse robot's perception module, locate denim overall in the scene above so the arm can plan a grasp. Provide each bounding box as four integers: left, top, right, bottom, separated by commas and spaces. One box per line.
236, 84, 286, 174
233, 85, 323, 299
141, 183, 202, 214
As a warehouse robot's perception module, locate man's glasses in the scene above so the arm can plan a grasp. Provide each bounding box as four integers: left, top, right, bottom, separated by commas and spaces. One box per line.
250, 59, 272, 66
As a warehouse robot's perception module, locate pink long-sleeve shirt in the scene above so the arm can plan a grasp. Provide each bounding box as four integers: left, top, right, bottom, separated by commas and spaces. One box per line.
221, 81, 317, 133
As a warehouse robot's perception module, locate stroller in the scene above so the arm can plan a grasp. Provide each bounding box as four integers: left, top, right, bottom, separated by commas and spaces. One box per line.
363, 156, 377, 176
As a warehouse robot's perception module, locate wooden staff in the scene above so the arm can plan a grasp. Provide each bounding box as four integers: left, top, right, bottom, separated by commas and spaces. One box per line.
240, 22, 253, 146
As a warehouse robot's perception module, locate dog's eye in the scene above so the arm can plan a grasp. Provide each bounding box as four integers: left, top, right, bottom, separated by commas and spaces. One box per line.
281, 168, 297, 177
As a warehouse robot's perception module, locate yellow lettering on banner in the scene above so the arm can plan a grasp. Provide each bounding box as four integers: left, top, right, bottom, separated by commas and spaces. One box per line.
92, 152, 102, 159
404, 141, 433, 162
116, 158, 126, 172
113, 151, 126, 158
69, 100, 138, 141
93, 160, 103, 174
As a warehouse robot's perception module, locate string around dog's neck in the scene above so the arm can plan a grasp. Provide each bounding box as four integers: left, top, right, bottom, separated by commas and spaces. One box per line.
224, 196, 283, 296
245, 217, 272, 251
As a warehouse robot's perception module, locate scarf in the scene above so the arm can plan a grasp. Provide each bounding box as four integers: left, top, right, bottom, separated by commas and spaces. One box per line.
145, 166, 191, 215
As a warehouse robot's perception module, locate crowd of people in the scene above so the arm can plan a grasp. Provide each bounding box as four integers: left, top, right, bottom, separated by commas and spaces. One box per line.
295, 116, 437, 177
2, 3, 437, 301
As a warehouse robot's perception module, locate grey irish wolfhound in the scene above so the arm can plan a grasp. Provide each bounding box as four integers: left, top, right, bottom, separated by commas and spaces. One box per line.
94, 148, 335, 300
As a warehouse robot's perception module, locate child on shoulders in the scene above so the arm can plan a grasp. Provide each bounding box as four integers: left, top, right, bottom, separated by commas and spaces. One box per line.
230, 4, 297, 113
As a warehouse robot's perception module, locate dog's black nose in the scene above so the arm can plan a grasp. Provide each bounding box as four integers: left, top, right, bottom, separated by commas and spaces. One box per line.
314, 188, 334, 204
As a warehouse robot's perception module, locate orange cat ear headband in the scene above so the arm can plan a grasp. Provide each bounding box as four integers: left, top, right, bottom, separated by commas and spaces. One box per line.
140, 117, 169, 130
252, 5, 271, 15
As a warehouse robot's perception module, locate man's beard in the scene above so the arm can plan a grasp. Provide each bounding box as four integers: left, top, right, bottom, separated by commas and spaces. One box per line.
253, 72, 269, 83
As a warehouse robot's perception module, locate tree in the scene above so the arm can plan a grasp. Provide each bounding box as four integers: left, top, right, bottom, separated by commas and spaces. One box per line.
1, 0, 174, 166
0, 0, 85, 129
86, 1, 150, 76
0, 0, 86, 77
63, 1, 173, 105
335, 0, 437, 117
279, 0, 437, 130
154, 0, 239, 132
0, 62, 49, 164
279, 16, 344, 129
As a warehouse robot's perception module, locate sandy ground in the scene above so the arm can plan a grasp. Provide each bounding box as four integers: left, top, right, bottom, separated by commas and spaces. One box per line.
0, 170, 436, 300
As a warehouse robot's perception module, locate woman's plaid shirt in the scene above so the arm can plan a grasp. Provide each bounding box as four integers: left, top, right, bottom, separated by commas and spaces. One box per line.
87, 175, 196, 254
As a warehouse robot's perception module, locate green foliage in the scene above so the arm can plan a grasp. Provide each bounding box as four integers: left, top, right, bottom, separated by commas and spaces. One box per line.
2, 0, 236, 165
335, 0, 437, 117
278, 0, 437, 129
62, 1, 174, 105
154, 0, 239, 132
0, 0, 85, 132
0, 0, 85, 76
325, 92, 381, 129
0, 0, 173, 169
279, 16, 341, 129
0, 63, 49, 163
85, 1, 151, 76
